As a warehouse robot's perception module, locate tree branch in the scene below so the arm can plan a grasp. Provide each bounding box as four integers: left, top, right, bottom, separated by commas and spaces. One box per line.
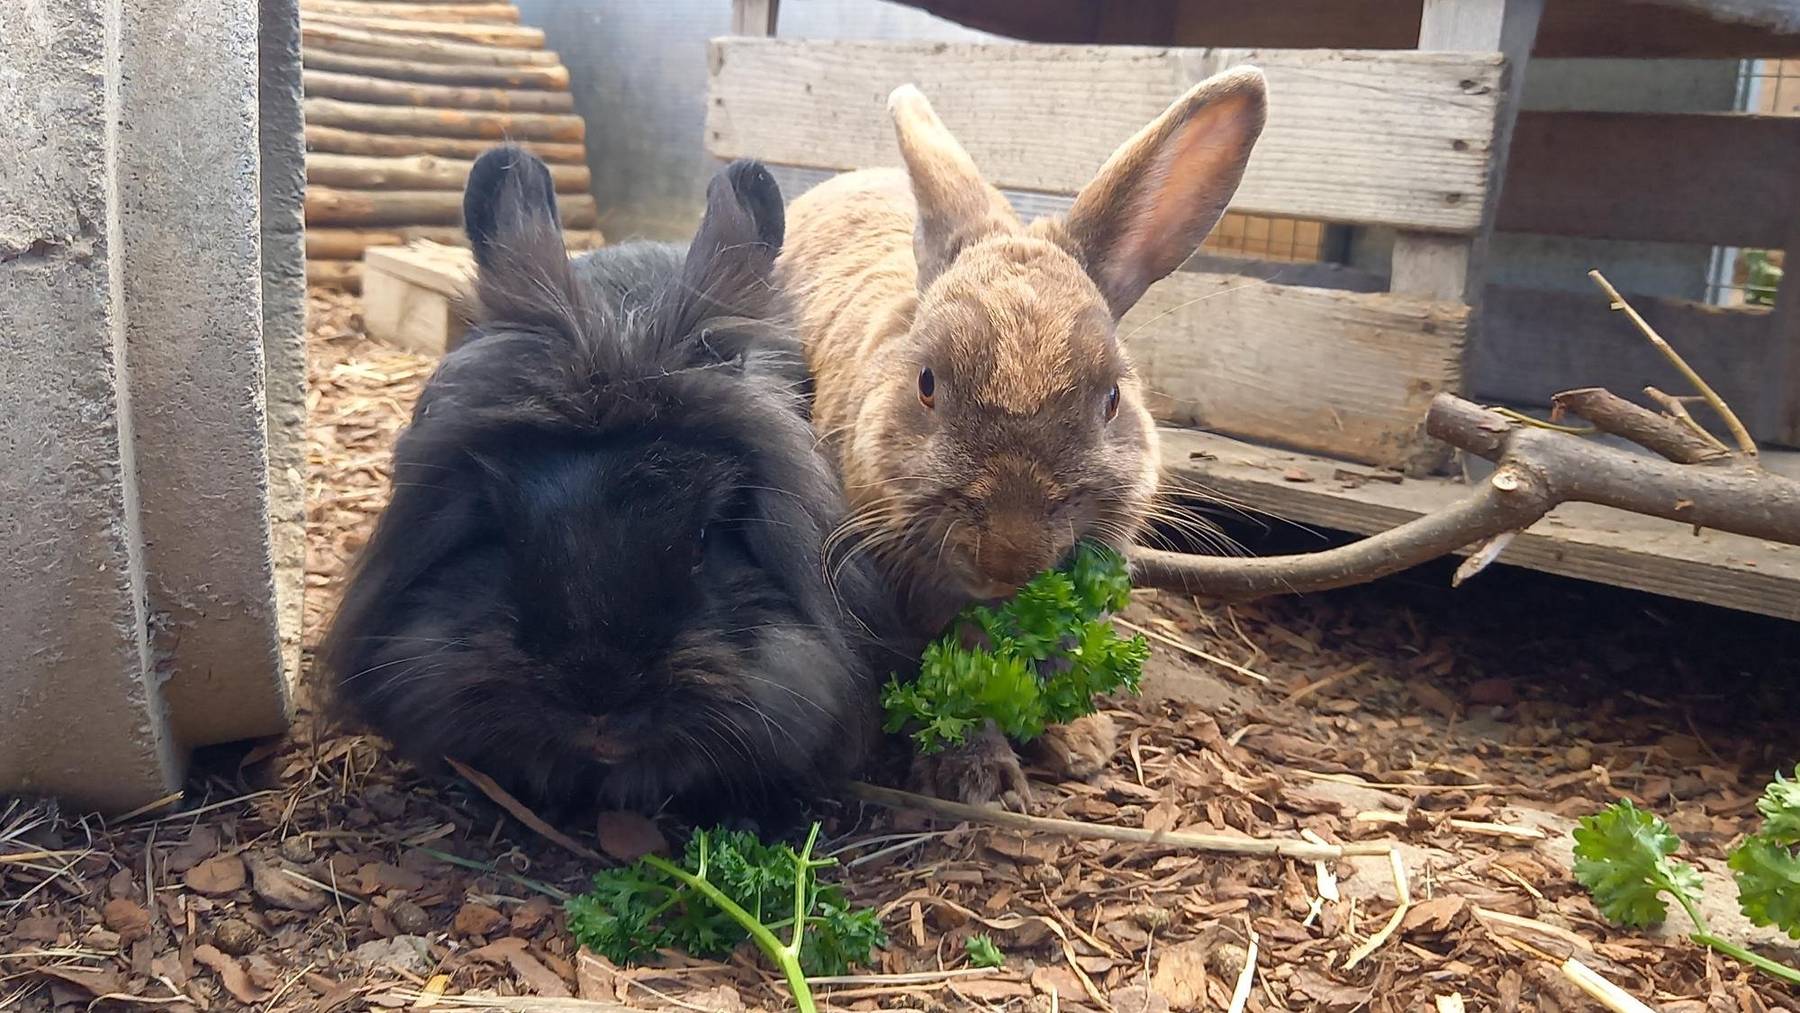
1131, 395, 1800, 602
1551, 387, 1729, 465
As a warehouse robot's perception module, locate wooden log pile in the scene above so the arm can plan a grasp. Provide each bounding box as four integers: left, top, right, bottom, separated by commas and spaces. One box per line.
300, 0, 603, 291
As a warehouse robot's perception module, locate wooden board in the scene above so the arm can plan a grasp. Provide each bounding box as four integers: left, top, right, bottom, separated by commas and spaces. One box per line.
707, 39, 1506, 233
885, 0, 1800, 58
362, 242, 476, 354
1127, 273, 1467, 474
1157, 426, 1800, 621
1499, 112, 1800, 248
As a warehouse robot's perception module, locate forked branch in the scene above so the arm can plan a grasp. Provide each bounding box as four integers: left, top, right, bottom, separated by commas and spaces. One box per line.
1130, 395, 1800, 602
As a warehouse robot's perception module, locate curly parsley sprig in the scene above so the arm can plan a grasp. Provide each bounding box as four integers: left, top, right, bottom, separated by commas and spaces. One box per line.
566, 823, 885, 1013
881, 541, 1149, 753
1573, 770, 1800, 986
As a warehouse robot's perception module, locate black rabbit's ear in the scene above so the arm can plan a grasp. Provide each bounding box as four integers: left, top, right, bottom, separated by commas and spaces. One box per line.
682, 159, 784, 289
463, 145, 566, 272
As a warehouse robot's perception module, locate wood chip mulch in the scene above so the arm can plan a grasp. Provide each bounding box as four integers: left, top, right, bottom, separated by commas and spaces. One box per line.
2, 288, 1796, 1013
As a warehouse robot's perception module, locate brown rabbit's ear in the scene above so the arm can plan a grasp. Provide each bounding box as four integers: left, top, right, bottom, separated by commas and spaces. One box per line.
1062, 66, 1267, 319
888, 83, 1020, 288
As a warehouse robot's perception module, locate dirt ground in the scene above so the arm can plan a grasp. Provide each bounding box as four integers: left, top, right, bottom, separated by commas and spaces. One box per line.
2, 289, 1797, 1012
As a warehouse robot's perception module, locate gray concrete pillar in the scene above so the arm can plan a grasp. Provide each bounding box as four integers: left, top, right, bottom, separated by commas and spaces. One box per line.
0, 0, 179, 810
0, 0, 306, 811
262, 0, 310, 682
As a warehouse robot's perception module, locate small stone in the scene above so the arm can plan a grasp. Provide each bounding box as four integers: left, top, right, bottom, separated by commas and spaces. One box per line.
1565, 744, 1593, 769
167, 827, 221, 873
389, 899, 433, 936
102, 898, 151, 945
15, 916, 61, 942
184, 854, 247, 896
211, 918, 262, 957
595, 811, 666, 861
454, 901, 508, 938
248, 856, 327, 913
1128, 903, 1172, 931
350, 935, 431, 976
279, 837, 316, 864
1282, 467, 1315, 483
1110, 985, 1171, 1013
512, 896, 553, 935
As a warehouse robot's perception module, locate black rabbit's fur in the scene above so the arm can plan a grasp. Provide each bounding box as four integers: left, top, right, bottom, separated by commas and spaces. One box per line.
322, 147, 911, 822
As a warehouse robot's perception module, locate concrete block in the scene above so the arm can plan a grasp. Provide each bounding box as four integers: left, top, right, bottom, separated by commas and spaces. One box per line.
0, 0, 181, 810
119, 0, 291, 749
260, 0, 310, 684
0, 0, 307, 810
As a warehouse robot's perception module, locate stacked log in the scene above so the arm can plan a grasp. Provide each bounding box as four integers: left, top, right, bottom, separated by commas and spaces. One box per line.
300, 0, 602, 291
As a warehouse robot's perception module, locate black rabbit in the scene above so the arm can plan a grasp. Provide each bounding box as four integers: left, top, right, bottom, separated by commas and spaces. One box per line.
322, 147, 911, 822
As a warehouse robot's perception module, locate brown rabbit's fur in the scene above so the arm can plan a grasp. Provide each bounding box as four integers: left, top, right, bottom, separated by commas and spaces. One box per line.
778, 68, 1267, 799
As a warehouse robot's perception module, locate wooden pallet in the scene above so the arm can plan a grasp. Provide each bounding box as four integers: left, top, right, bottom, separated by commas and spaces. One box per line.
299, 0, 603, 291
1159, 427, 1800, 621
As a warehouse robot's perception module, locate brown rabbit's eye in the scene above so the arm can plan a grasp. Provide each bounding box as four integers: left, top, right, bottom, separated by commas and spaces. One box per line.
918, 367, 936, 408
1103, 384, 1121, 422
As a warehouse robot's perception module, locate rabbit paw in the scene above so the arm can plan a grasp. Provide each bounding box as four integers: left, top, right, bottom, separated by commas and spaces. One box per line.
1027, 712, 1118, 781
910, 721, 1032, 811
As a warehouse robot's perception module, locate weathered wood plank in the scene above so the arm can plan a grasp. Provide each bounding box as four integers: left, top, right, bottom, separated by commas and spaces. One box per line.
306, 225, 603, 260
304, 97, 584, 142
302, 68, 575, 113
305, 185, 598, 227
300, 0, 520, 23
306, 151, 591, 192
1127, 272, 1467, 473
302, 48, 570, 90
301, 11, 546, 49
707, 39, 1505, 233
887, 0, 1800, 59
1390, 0, 1541, 304
1472, 284, 1778, 440
304, 124, 587, 163
307, 259, 362, 291
300, 21, 559, 66
1767, 223, 1800, 446
730, 0, 779, 36
1498, 112, 1800, 248
1157, 426, 1800, 621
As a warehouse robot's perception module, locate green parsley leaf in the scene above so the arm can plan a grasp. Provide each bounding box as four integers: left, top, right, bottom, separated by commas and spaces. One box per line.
566, 824, 885, 976
880, 540, 1147, 754
1730, 835, 1800, 939
1755, 766, 1800, 846
965, 934, 1005, 968
1572, 799, 1704, 929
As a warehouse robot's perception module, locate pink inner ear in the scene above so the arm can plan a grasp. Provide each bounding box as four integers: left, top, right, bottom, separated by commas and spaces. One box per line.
1108, 97, 1259, 302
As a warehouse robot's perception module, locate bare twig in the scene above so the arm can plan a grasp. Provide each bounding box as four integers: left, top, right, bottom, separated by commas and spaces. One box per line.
1561, 957, 1656, 1013
1342, 847, 1410, 970
1224, 928, 1259, 1013
1645, 386, 1733, 455
1452, 531, 1517, 587
1113, 617, 1270, 684
442, 757, 602, 862
844, 782, 1392, 860
1131, 395, 1800, 600
1588, 270, 1756, 456
1551, 388, 1729, 465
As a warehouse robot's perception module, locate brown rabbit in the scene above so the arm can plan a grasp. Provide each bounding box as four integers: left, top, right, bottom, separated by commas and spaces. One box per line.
777, 68, 1267, 805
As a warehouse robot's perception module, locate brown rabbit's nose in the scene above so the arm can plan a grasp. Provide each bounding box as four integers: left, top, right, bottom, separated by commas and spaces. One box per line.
972, 514, 1059, 593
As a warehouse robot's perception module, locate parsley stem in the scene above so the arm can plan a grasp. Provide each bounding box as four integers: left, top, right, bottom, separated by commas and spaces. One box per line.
640, 852, 818, 1013
1690, 932, 1800, 986
1672, 880, 1800, 986
788, 823, 820, 957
